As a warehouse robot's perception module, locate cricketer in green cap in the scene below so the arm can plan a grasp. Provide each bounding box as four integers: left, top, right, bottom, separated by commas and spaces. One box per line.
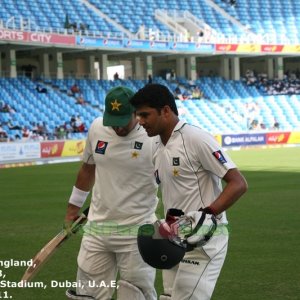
103, 86, 135, 127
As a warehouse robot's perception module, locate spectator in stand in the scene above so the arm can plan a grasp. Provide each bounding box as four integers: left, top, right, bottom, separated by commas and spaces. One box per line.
79, 23, 89, 34
37, 122, 49, 139
70, 84, 82, 97
0, 100, 5, 111
174, 85, 184, 100
191, 86, 204, 99
70, 115, 77, 132
244, 69, 257, 86
272, 119, 280, 130
31, 122, 38, 134
0, 102, 16, 113
75, 115, 86, 132
63, 121, 73, 139
188, 78, 196, 88
22, 126, 32, 139
260, 123, 266, 130
182, 89, 192, 100
197, 29, 204, 42
148, 74, 153, 84
0, 123, 8, 142
113, 72, 119, 80
36, 84, 47, 93
7, 120, 22, 130
55, 125, 66, 140
170, 69, 176, 81
76, 95, 86, 105
137, 23, 145, 39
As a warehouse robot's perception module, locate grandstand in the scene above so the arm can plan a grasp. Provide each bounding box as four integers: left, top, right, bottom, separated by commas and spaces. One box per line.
1, 0, 300, 43
0, 0, 300, 143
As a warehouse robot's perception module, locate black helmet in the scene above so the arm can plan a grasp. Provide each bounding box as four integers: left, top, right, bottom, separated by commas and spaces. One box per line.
137, 220, 187, 269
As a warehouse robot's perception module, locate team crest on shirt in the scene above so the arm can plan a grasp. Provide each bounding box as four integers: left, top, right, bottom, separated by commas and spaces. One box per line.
173, 168, 179, 177
173, 157, 180, 166
212, 150, 227, 164
134, 141, 143, 150
131, 151, 139, 158
95, 140, 108, 155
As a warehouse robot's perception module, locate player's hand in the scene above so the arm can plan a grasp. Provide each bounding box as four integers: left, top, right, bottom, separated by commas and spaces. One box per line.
63, 204, 81, 236
159, 208, 186, 238
185, 210, 217, 247
63, 216, 78, 236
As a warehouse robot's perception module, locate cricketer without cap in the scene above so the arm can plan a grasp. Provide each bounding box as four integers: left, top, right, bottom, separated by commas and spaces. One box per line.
64, 86, 158, 300
131, 84, 248, 300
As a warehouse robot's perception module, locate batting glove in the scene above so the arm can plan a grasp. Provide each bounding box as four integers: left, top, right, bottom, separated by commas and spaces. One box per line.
185, 210, 217, 247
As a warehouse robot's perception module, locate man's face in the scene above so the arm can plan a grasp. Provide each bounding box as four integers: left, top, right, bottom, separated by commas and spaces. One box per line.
111, 115, 137, 137
135, 106, 164, 137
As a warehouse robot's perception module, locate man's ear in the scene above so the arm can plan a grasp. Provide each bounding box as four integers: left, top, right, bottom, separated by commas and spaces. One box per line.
162, 105, 172, 117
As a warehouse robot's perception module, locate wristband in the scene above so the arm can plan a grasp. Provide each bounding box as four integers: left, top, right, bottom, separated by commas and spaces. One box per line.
68, 186, 89, 208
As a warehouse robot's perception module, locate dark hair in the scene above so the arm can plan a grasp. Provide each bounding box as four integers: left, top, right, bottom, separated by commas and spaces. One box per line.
130, 83, 178, 116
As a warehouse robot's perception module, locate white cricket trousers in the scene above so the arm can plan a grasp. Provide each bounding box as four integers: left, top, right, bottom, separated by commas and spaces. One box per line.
162, 226, 229, 300
76, 233, 157, 300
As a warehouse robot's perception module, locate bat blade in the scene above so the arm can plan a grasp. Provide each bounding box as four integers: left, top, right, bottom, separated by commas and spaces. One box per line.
21, 206, 89, 282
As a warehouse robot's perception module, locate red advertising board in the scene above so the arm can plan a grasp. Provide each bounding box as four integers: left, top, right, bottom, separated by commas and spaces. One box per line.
41, 141, 65, 158
0, 29, 75, 45
215, 44, 238, 52
266, 132, 290, 144
0, 29, 25, 42
27, 32, 76, 45
261, 45, 284, 52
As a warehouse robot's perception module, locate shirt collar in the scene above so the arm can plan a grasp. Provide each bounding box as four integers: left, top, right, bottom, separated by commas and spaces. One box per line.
173, 120, 187, 132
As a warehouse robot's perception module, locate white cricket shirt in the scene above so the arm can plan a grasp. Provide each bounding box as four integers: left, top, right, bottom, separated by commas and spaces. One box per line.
153, 120, 236, 222
83, 117, 158, 226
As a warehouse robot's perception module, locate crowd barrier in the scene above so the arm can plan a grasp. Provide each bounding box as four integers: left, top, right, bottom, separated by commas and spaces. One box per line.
0, 139, 85, 168
1, 131, 300, 168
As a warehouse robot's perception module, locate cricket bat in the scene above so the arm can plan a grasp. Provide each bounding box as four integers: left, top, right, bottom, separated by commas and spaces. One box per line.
21, 206, 89, 282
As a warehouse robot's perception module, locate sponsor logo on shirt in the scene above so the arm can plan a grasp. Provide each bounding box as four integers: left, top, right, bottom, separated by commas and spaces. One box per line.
134, 141, 143, 150
173, 157, 180, 166
95, 140, 108, 155
212, 150, 227, 164
155, 170, 161, 184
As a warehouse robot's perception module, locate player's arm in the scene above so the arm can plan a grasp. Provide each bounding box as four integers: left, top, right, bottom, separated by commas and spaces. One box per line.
209, 168, 248, 215
65, 162, 96, 222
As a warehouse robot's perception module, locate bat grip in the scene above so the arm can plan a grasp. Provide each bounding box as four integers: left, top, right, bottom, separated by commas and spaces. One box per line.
82, 206, 90, 217
70, 206, 90, 234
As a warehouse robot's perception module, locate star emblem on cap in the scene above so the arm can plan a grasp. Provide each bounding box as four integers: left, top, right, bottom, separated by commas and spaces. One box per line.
111, 99, 122, 111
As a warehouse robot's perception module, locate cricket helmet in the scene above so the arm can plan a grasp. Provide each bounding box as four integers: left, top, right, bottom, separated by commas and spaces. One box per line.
137, 221, 186, 269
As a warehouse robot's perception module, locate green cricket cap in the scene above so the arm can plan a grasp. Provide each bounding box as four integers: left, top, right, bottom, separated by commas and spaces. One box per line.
103, 86, 135, 127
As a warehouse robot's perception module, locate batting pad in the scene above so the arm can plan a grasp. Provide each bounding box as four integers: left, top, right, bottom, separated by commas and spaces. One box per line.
65, 289, 95, 300
117, 280, 146, 300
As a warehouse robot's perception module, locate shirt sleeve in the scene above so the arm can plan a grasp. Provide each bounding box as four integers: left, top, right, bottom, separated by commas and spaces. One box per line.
194, 130, 236, 178
82, 123, 95, 165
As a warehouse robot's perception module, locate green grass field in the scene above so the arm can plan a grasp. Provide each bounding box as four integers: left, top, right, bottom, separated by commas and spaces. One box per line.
0, 147, 300, 300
